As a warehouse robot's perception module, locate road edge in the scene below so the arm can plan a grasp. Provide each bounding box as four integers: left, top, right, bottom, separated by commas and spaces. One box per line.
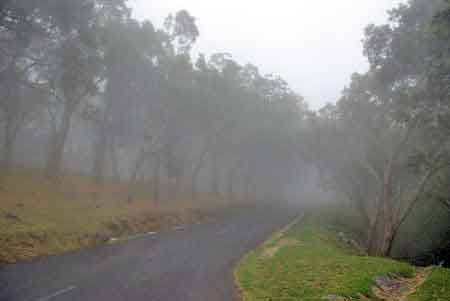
233, 214, 303, 301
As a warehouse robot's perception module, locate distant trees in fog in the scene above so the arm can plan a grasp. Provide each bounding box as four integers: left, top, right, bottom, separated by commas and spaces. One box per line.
0, 0, 307, 203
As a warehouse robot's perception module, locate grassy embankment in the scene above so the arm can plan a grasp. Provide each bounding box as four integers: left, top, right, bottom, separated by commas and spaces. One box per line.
0, 169, 238, 264
411, 267, 450, 300
235, 215, 450, 300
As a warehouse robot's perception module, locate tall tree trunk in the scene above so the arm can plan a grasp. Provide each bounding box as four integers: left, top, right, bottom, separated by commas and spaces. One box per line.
2, 115, 17, 171
153, 152, 160, 206
2, 71, 20, 171
191, 165, 200, 199
174, 173, 184, 199
130, 148, 145, 185
190, 152, 208, 198
243, 158, 255, 201
189, 127, 227, 198
367, 200, 382, 256
210, 153, 219, 197
367, 218, 379, 255
108, 136, 120, 181
380, 161, 395, 256
353, 196, 372, 244
46, 103, 74, 178
353, 194, 382, 255
226, 165, 237, 200
385, 167, 438, 256
92, 131, 108, 184
244, 172, 252, 201
92, 91, 114, 184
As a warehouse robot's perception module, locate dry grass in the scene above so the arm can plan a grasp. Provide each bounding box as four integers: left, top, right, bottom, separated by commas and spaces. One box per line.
259, 238, 300, 259
372, 267, 432, 301
0, 169, 235, 264
410, 267, 450, 301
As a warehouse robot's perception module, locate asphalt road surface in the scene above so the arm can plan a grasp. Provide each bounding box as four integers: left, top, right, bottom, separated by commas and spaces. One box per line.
0, 207, 298, 301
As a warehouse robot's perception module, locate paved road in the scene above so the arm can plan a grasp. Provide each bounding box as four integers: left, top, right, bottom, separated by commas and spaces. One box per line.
0, 207, 298, 301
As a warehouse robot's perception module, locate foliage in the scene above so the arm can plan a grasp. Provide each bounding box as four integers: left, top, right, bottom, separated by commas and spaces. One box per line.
0, 0, 306, 202
307, 0, 450, 259
2, 0, 450, 266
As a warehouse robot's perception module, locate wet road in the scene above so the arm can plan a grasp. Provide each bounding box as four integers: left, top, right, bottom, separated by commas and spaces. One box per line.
0, 207, 298, 301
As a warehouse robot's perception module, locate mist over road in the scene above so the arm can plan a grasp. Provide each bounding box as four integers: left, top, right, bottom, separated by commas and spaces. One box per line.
0, 207, 298, 301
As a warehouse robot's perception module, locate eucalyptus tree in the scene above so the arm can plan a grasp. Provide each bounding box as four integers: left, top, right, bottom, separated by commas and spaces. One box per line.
0, 1, 308, 209
0, 0, 45, 170
22, 0, 119, 178
309, 0, 450, 256
361, 0, 450, 256
90, 18, 160, 183
142, 11, 200, 198
91, 10, 200, 198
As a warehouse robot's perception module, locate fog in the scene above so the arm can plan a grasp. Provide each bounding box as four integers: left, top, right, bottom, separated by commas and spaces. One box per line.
1, 0, 449, 268
131, 0, 405, 109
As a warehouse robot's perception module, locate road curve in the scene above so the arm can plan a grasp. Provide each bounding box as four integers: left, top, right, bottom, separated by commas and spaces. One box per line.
0, 207, 298, 301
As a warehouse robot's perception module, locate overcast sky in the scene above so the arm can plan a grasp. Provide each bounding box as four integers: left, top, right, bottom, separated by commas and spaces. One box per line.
130, 0, 404, 109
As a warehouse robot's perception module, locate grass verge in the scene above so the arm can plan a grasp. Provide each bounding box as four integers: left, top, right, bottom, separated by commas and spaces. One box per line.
235, 216, 422, 300
411, 267, 450, 300
0, 170, 238, 264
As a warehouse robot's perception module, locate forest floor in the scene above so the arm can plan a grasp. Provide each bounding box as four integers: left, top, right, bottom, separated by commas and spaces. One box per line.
0, 169, 241, 264
235, 215, 450, 300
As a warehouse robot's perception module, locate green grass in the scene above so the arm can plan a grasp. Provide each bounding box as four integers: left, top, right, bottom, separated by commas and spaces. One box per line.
411, 267, 450, 301
235, 217, 415, 300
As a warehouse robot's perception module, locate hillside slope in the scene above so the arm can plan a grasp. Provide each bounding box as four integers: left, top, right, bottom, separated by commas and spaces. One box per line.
0, 170, 232, 264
